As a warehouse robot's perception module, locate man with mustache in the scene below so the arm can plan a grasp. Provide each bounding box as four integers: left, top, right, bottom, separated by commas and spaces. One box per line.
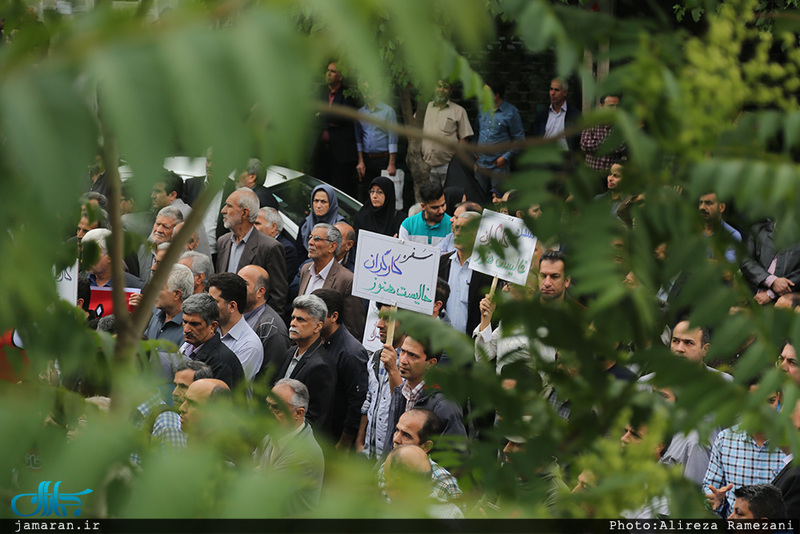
699, 192, 741, 264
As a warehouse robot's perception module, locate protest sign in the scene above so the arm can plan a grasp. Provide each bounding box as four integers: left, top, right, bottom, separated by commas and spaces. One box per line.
469, 209, 538, 286
353, 231, 440, 315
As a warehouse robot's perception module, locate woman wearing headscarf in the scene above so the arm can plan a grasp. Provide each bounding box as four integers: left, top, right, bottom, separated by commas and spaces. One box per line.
443, 186, 466, 217
353, 176, 405, 237
297, 184, 346, 255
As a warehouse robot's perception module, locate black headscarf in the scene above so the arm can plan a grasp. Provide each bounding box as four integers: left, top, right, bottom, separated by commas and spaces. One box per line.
354, 176, 405, 237
444, 186, 466, 217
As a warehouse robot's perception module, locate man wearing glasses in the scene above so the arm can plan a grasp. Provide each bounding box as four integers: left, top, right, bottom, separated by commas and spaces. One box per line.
257, 378, 325, 515
298, 223, 365, 339
421, 79, 473, 187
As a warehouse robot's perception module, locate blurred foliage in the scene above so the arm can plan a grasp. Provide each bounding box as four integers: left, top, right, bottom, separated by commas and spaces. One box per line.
1, 0, 800, 521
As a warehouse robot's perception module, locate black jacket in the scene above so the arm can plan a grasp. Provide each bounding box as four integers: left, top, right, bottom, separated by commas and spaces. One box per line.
272, 338, 336, 435
438, 251, 496, 335
772, 462, 800, 519
322, 325, 369, 441
190, 332, 245, 389
741, 220, 800, 294
531, 103, 582, 152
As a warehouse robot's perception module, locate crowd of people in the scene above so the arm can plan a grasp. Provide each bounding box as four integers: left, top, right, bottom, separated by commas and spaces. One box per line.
5, 61, 800, 521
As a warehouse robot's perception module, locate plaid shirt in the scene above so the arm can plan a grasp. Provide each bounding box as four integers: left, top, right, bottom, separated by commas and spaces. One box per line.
377, 458, 463, 506
580, 124, 626, 171
402, 380, 426, 411
131, 395, 187, 465
702, 425, 785, 514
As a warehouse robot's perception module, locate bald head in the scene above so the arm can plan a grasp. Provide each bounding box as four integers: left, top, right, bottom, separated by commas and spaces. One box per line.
238, 264, 270, 312
384, 445, 432, 502
335, 221, 355, 262
179, 378, 230, 433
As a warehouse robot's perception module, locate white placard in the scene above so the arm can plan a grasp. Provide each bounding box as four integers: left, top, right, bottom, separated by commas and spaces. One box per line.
55, 261, 79, 304
361, 300, 385, 353
353, 231, 441, 314
469, 210, 538, 286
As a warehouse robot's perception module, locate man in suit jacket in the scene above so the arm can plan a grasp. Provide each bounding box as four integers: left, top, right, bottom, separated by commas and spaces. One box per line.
741, 219, 800, 305
257, 378, 325, 515
216, 188, 288, 315
298, 223, 366, 340
270, 295, 335, 435
437, 212, 494, 335
311, 61, 360, 198
255, 207, 301, 283
179, 293, 245, 389
531, 77, 581, 152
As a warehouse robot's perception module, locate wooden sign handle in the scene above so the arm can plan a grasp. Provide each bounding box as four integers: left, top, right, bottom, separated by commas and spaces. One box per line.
488, 276, 499, 300
386, 305, 398, 345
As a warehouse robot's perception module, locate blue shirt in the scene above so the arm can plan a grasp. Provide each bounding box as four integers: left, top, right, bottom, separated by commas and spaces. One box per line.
702, 425, 785, 515
475, 100, 525, 169
143, 309, 184, 349
398, 211, 452, 246
355, 102, 399, 154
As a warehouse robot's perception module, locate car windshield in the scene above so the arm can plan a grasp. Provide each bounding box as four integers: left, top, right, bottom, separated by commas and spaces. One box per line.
268, 175, 361, 226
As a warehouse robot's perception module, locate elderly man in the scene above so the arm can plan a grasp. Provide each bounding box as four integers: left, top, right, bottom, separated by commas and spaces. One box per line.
180, 293, 244, 389
216, 187, 288, 314
421, 79, 473, 186
532, 77, 581, 152
178, 251, 214, 295
313, 289, 369, 449
178, 378, 230, 437
172, 360, 214, 406
254, 207, 300, 281
237, 158, 278, 209
384, 336, 467, 452
81, 228, 144, 289
270, 295, 335, 433
143, 263, 195, 348
238, 265, 290, 377
134, 205, 183, 280
298, 223, 365, 340
207, 273, 264, 381
438, 211, 492, 334
383, 445, 463, 518
334, 221, 356, 272
257, 378, 325, 515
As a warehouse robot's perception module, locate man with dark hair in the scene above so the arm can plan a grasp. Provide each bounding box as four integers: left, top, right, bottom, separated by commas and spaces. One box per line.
77, 274, 92, 319
313, 288, 369, 449
433, 277, 450, 323
298, 223, 365, 339
151, 171, 185, 213
438, 211, 493, 334
699, 192, 741, 264
422, 79, 473, 187
172, 360, 214, 406
728, 484, 788, 520
270, 295, 335, 433
180, 293, 244, 389
580, 94, 624, 172
237, 265, 290, 377
358, 302, 406, 459
384, 336, 466, 453
311, 61, 360, 198
533, 77, 581, 153
399, 182, 451, 246
207, 273, 263, 381
778, 342, 800, 386
475, 79, 525, 192
355, 80, 398, 203
237, 158, 279, 209
538, 250, 571, 305
216, 187, 288, 314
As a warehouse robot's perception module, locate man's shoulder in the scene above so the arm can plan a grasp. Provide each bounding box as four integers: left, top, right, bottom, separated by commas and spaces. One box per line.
330, 260, 354, 281
251, 228, 280, 249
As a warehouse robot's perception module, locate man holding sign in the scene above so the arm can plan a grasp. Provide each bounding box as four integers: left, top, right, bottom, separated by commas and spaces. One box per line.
437, 212, 493, 335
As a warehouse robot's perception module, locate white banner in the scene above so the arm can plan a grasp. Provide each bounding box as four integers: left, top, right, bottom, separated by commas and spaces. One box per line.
469, 210, 538, 286
353, 231, 441, 314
